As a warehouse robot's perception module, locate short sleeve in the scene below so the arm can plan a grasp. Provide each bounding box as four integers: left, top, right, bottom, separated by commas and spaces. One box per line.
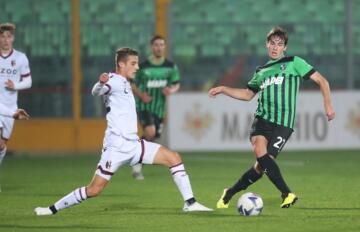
294, 56, 315, 80
169, 65, 180, 84
20, 54, 31, 78
246, 72, 260, 93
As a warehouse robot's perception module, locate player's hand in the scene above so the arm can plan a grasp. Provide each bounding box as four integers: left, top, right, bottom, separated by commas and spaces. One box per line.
99, 73, 109, 84
5, 79, 15, 90
326, 107, 335, 121
162, 87, 172, 96
208, 86, 224, 98
141, 92, 152, 103
13, 109, 30, 120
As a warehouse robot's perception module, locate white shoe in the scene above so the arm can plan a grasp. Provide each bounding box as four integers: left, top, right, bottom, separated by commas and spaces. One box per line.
183, 202, 213, 212
34, 207, 53, 216
132, 171, 144, 180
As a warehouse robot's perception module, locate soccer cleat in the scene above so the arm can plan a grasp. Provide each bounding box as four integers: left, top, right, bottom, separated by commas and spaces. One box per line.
216, 188, 229, 209
34, 207, 54, 216
132, 171, 144, 180
280, 193, 298, 208
183, 202, 213, 212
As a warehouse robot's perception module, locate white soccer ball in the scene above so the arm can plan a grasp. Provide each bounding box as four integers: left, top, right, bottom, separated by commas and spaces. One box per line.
237, 192, 263, 216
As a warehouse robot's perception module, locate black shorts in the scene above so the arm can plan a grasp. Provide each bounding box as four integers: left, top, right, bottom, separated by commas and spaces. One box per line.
250, 117, 293, 158
138, 111, 164, 138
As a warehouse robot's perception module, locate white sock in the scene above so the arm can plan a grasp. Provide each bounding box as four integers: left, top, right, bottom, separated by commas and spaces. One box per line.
0, 146, 7, 165
52, 187, 88, 212
132, 163, 142, 173
170, 163, 194, 201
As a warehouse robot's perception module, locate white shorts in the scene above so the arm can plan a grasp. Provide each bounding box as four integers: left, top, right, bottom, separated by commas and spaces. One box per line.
95, 139, 161, 180
0, 115, 14, 140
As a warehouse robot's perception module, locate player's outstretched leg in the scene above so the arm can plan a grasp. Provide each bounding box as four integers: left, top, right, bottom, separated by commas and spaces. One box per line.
217, 165, 263, 209
35, 174, 108, 216
152, 145, 213, 212
256, 154, 298, 208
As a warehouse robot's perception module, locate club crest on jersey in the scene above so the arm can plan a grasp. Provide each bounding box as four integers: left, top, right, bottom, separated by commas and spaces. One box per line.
280, 64, 286, 71
11, 60, 16, 66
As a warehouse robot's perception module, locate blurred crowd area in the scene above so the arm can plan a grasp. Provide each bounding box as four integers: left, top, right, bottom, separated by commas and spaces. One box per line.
0, 0, 359, 117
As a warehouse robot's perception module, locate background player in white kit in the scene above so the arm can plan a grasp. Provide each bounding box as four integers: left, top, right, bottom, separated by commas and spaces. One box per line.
0, 23, 32, 167
35, 47, 212, 215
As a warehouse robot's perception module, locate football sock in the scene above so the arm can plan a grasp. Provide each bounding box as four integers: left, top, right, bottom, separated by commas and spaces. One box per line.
170, 163, 194, 202
132, 163, 142, 173
257, 154, 290, 195
0, 146, 7, 165
51, 187, 88, 213
224, 167, 263, 203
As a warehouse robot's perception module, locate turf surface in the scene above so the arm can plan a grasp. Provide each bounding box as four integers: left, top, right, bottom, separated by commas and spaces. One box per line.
0, 150, 359, 232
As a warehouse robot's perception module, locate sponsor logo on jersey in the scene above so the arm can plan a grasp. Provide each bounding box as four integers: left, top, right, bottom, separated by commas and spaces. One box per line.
0, 68, 17, 75
146, 80, 168, 88
11, 60, 16, 66
260, 75, 284, 89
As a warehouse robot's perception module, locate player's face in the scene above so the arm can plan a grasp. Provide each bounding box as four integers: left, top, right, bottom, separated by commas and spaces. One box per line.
120, 55, 139, 79
0, 31, 14, 52
266, 36, 287, 60
151, 39, 165, 58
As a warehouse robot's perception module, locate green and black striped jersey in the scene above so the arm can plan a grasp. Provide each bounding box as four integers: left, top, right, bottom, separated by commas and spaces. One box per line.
247, 56, 315, 129
134, 58, 180, 118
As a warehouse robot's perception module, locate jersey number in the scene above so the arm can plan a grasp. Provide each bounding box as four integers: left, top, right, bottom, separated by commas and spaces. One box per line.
273, 136, 286, 150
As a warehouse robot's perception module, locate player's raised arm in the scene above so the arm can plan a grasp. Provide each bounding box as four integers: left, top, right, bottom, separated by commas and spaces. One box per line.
309, 72, 335, 121
92, 73, 111, 96
208, 86, 256, 101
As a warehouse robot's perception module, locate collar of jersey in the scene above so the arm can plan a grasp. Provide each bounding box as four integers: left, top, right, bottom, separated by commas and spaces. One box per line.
266, 55, 286, 65
149, 56, 165, 66
0, 49, 14, 59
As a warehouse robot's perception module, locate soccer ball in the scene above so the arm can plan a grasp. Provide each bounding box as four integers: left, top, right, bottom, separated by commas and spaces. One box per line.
237, 192, 263, 216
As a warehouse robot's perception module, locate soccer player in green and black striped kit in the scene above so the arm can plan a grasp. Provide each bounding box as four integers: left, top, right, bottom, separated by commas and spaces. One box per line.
131, 35, 180, 180
209, 26, 335, 208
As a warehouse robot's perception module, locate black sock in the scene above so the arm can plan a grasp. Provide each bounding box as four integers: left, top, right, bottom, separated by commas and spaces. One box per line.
49, 205, 58, 214
185, 197, 196, 205
224, 167, 263, 203
257, 154, 291, 196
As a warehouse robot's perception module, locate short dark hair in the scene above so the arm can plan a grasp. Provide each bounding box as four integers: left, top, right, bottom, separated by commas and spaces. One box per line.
150, 35, 165, 44
0, 23, 16, 35
267, 26, 288, 45
115, 47, 138, 66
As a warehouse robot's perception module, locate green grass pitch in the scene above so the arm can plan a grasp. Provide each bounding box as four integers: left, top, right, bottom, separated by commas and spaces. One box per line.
0, 150, 359, 232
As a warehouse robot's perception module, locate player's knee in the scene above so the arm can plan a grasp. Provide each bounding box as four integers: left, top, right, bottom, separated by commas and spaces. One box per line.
166, 151, 182, 167
86, 185, 104, 197
253, 146, 266, 157
171, 152, 182, 164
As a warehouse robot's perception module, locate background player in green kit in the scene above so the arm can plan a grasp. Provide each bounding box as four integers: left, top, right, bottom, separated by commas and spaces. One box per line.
131, 35, 180, 180
209, 26, 335, 208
